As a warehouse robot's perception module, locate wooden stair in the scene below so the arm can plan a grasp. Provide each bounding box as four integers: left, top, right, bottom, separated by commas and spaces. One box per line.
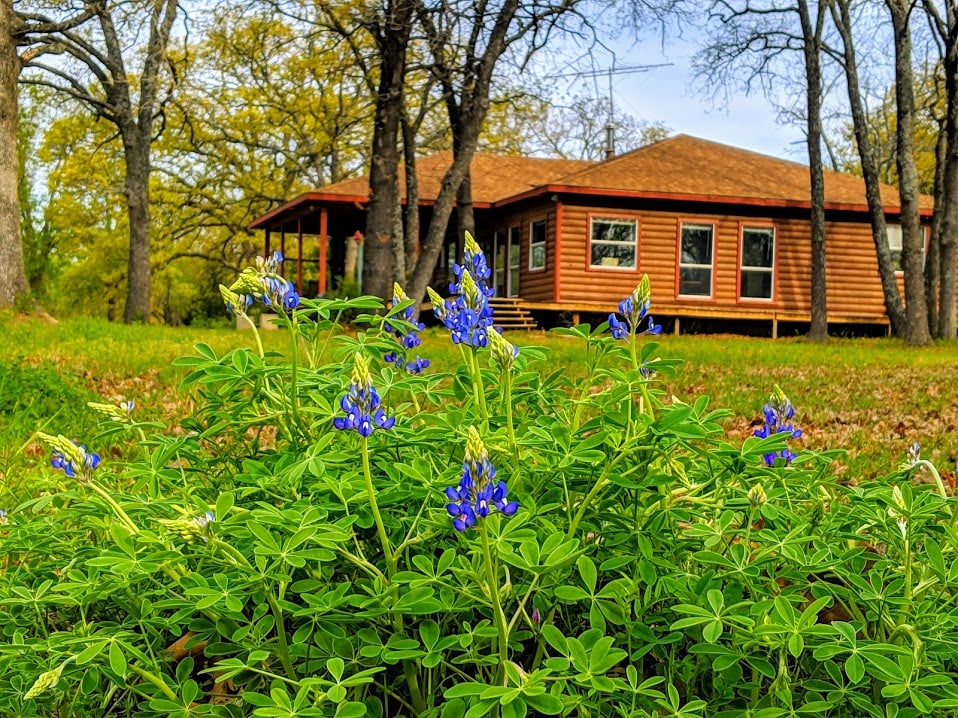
489, 297, 538, 331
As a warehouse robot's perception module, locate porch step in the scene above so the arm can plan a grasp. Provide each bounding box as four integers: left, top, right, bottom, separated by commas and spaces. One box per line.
489, 297, 538, 331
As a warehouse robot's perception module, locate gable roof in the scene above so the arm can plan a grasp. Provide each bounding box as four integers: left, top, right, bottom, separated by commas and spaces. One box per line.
316, 151, 595, 204
522, 134, 931, 213
250, 135, 930, 230
250, 152, 593, 229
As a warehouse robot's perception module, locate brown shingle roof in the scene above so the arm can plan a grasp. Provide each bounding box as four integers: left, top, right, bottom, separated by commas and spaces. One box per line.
317, 151, 595, 204
250, 135, 930, 230
540, 134, 931, 212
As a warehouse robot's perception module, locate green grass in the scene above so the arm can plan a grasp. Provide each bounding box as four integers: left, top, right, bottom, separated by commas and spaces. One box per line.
3, 311, 957, 481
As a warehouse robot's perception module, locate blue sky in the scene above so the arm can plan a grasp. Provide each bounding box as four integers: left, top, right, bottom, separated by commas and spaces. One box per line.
547, 32, 810, 162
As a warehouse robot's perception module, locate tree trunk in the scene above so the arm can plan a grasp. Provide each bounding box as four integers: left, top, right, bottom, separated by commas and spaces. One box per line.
456, 172, 475, 243
407, 115, 483, 306
799, 0, 827, 341
122, 130, 152, 322
363, 1, 412, 301
832, 0, 907, 336
936, 12, 958, 340
391, 190, 406, 285
888, 0, 932, 345
0, 1, 29, 308
401, 113, 419, 282
928, 117, 945, 333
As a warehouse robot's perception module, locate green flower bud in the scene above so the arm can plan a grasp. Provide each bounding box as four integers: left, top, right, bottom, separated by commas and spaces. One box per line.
24, 664, 64, 700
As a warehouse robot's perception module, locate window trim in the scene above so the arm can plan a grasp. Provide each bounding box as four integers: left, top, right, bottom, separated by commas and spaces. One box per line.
676, 221, 716, 300
737, 223, 777, 303
887, 222, 930, 275
529, 218, 547, 272
587, 214, 639, 272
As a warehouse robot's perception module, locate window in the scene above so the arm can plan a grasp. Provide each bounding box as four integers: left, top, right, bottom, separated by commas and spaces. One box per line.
590, 217, 637, 270
679, 224, 714, 297
740, 226, 775, 300
529, 219, 547, 271
887, 224, 903, 272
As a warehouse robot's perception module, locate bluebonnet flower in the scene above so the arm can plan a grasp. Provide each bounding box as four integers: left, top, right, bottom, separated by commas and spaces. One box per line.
0, 509, 8, 525
429, 269, 495, 348
384, 283, 430, 374
333, 353, 395, 437
488, 327, 519, 370
449, 231, 494, 298
221, 250, 300, 316
39, 433, 101, 479
446, 426, 518, 531
754, 386, 803, 466
159, 510, 215, 544
429, 233, 496, 348
88, 400, 136, 423
608, 274, 662, 339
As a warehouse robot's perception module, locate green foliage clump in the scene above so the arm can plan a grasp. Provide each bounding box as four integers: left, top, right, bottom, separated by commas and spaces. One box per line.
2, 259, 958, 718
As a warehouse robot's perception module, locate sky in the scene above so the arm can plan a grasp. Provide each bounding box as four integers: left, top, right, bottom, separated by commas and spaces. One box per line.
543, 32, 810, 163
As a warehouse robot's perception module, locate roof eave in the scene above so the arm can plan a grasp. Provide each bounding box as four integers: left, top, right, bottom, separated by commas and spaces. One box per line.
249, 192, 370, 230
494, 184, 932, 217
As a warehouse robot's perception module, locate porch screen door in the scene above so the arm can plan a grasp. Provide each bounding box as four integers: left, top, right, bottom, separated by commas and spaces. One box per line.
493, 230, 506, 295
507, 226, 520, 297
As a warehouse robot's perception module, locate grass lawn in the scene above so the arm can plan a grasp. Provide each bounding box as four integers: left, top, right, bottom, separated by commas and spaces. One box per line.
2, 311, 956, 481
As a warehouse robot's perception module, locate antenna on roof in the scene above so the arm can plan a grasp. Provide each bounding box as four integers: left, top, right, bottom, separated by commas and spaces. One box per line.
541, 62, 673, 160
605, 66, 616, 160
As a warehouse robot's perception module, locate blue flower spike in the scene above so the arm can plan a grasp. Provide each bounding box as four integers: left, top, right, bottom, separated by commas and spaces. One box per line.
608, 274, 662, 340
753, 385, 803, 467
429, 232, 496, 348
39, 432, 101, 481
384, 283, 430, 374
446, 426, 518, 532
221, 251, 300, 316
333, 353, 395, 437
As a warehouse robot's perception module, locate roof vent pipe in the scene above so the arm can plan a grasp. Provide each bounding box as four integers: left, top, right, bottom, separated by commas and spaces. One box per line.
604, 122, 616, 160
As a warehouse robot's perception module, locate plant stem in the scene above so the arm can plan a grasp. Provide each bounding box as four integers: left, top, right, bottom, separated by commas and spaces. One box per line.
480, 522, 509, 684
265, 591, 298, 678
128, 664, 179, 702
504, 370, 517, 463
468, 348, 489, 429
361, 440, 395, 576
87, 481, 139, 535
244, 314, 265, 358
360, 441, 427, 712
283, 311, 302, 443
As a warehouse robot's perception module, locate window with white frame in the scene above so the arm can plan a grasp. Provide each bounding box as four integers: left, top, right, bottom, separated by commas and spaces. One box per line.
740, 227, 775, 300
887, 224, 903, 272
529, 219, 547, 271
679, 224, 714, 297
590, 217, 637, 269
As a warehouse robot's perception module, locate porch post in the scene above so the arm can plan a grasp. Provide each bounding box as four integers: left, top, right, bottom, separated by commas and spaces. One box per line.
297, 217, 304, 295
265, 229, 271, 258
319, 207, 329, 295
280, 230, 286, 278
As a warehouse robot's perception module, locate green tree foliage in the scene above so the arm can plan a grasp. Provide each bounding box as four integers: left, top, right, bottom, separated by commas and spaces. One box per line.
832, 65, 942, 195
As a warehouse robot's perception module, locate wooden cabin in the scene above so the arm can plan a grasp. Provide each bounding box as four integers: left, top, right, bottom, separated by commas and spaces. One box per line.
249, 135, 933, 334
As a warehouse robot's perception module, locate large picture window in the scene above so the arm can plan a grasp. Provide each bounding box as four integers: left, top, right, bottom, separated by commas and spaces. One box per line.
679, 224, 714, 297
740, 226, 775, 300
590, 217, 637, 270
529, 219, 547, 271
